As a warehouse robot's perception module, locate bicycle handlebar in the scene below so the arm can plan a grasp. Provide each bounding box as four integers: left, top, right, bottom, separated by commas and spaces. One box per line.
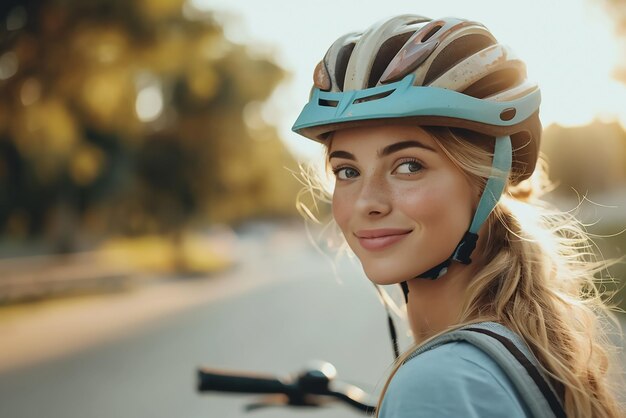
197, 369, 288, 394
196, 360, 377, 414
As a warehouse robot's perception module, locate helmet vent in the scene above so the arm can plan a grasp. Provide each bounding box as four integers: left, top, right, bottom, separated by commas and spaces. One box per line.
424, 34, 495, 85
422, 25, 442, 42
336, 43, 356, 91
500, 108, 517, 121
353, 89, 395, 104
368, 31, 415, 88
461, 68, 521, 99
318, 99, 339, 107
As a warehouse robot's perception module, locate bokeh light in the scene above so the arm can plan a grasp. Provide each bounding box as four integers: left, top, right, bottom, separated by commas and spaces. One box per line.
0, 52, 19, 80
135, 84, 165, 122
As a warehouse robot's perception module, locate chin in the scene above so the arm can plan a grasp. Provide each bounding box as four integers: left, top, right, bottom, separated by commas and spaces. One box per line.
359, 261, 420, 286
346, 237, 453, 286
354, 245, 452, 285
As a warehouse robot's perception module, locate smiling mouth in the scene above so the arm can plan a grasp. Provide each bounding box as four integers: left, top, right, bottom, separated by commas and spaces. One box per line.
354, 229, 413, 251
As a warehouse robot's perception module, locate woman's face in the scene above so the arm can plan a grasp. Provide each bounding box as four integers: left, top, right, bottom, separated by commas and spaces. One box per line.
329, 124, 477, 285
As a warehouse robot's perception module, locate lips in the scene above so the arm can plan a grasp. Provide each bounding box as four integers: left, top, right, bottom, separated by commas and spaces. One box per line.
354, 228, 413, 251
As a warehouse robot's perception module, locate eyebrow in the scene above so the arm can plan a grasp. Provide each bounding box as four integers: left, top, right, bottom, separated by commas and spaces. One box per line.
328, 150, 356, 160
380, 140, 436, 156
328, 140, 436, 161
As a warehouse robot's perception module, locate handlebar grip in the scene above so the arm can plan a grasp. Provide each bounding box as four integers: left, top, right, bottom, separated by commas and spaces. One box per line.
197, 368, 290, 394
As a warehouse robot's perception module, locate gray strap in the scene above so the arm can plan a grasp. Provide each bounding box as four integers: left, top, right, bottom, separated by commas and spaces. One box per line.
404, 322, 562, 418
469, 135, 512, 234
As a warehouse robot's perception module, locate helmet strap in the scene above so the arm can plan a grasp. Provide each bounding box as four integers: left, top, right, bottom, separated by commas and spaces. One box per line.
400, 135, 513, 302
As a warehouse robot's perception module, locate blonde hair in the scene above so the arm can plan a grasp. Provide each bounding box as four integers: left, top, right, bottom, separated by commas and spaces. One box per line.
369, 127, 624, 418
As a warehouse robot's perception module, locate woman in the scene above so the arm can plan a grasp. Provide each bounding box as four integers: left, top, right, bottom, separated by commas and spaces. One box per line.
292, 15, 623, 418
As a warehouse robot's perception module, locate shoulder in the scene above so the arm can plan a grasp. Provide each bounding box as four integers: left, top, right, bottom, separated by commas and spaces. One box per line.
379, 341, 530, 418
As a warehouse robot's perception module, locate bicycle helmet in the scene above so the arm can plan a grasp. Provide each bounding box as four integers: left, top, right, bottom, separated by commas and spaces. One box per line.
292, 15, 542, 357
294, 15, 541, 180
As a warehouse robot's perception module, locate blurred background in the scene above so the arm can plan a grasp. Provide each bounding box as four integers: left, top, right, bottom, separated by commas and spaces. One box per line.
0, 0, 624, 417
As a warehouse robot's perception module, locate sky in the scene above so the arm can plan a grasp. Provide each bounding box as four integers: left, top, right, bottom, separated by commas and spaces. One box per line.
192, 0, 626, 162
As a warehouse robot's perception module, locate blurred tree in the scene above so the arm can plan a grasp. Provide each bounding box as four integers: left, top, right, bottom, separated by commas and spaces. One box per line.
541, 120, 626, 197
0, 0, 300, 253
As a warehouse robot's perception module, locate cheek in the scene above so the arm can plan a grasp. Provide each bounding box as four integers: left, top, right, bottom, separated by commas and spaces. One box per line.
331, 190, 351, 232
394, 184, 448, 223
398, 176, 474, 238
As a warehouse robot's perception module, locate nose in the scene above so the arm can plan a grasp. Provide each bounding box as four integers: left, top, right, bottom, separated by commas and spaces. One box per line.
354, 173, 392, 217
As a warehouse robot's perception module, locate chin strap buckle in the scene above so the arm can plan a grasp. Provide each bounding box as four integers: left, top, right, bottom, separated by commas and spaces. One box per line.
400, 231, 478, 304
452, 231, 479, 265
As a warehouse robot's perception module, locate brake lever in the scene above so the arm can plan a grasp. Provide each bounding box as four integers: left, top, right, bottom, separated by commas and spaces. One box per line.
244, 394, 289, 412
244, 393, 334, 412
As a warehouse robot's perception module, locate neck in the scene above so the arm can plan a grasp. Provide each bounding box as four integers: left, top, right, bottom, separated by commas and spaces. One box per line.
406, 261, 477, 344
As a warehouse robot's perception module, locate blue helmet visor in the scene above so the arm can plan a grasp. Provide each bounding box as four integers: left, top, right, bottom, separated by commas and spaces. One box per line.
292, 74, 540, 141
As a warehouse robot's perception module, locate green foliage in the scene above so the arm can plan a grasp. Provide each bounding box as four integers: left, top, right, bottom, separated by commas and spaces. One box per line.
0, 0, 301, 251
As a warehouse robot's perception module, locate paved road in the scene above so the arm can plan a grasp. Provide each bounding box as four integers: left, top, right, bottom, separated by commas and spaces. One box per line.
0, 224, 404, 418
0, 222, 624, 418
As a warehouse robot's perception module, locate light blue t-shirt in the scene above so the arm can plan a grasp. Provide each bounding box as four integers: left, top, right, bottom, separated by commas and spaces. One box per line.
378, 340, 532, 417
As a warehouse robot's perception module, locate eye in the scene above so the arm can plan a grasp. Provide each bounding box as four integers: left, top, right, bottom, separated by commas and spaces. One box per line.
394, 159, 423, 175
332, 166, 360, 180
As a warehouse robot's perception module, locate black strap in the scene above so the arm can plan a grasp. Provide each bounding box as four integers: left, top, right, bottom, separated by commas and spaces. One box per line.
400, 281, 409, 304
387, 313, 400, 359
375, 282, 401, 360
464, 327, 567, 418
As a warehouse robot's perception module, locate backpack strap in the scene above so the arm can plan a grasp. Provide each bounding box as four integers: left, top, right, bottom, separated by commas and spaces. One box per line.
403, 322, 566, 418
